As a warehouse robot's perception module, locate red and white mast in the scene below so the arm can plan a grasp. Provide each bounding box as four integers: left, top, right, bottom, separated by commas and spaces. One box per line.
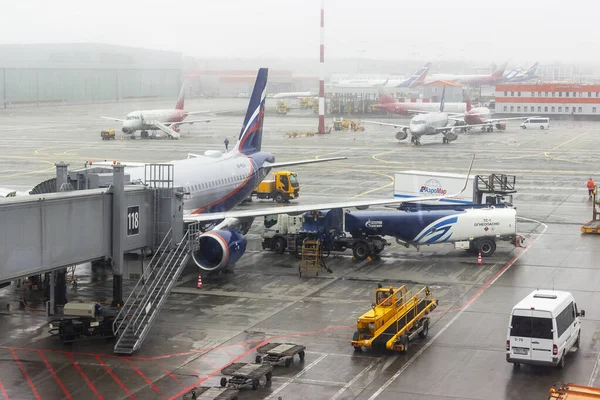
318, 0, 325, 134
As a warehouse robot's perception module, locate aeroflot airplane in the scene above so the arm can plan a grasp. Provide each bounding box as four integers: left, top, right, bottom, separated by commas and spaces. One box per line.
2, 69, 474, 274
101, 84, 216, 140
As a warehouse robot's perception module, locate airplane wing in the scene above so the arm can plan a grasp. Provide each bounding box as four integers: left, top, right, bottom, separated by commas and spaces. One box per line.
86, 160, 148, 168
184, 155, 476, 223
262, 157, 347, 169
483, 116, 537, 123
101, 116, 125, 122
362, 120, 409, 129
434, 123, 490, 132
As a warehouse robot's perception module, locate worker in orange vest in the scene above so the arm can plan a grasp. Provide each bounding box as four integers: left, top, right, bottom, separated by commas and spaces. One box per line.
587, 178, 596, 199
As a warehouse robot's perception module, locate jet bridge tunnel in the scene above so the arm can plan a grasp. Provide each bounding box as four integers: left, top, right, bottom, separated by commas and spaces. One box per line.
0, 162, 185, 312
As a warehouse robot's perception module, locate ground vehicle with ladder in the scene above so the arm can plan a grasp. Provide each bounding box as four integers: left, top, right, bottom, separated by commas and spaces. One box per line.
351, 284, 438, 353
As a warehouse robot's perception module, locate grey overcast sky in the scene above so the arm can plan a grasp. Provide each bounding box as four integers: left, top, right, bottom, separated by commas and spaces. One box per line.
0, 0, 594, 64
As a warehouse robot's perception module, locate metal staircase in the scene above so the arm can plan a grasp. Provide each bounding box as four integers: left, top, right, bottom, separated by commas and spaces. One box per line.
112, 225, 200, 355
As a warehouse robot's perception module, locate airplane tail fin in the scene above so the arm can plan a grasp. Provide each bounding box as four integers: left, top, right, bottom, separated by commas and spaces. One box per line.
440, 86, 446, 112
175, 83, 186, 110
397, 62, 431, 88
377, 85, 395, 104
234, 68, 268, 155
466, 98, 472, 112
492, 62, 507, 78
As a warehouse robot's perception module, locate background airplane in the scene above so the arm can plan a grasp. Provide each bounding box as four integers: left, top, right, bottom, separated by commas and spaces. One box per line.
365, 87, 485, 145
426, 62, 508, 86
502, 62, 539, 83
272, 90, 314, 99
101, 84, 217, 140
332, 62, 431, 89
374, 84, 467, 115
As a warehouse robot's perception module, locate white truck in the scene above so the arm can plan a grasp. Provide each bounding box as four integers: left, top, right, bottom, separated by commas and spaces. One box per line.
394, 170, 516, 206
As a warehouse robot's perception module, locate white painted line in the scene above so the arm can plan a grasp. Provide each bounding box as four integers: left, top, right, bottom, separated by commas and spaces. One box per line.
329, 359, 379, 400
367, 219, 548, 400
271, 377, 347, 387
265, 354, 327, 399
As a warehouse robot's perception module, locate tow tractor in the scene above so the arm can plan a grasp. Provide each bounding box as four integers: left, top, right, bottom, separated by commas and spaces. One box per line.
250, 171, 299, 203
48, 302, 117, 344
101, 129, 116, 140
351, 284, 438, 353
581, 190, 600, 234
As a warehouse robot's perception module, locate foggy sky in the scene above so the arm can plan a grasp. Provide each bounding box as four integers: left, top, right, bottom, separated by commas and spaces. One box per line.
0, 0, 594, 65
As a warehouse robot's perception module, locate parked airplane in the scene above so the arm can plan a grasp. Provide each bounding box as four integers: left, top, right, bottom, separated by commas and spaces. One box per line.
84, 69, 474, 273
461, 101, 533, 132
502, 62, 539, 83
101, 84, 216, 140
272, 91, 314, 99
365, 88, 485, 145
426, 62, 508, 86
374, 85, 467, 115
333, 63, 431, 89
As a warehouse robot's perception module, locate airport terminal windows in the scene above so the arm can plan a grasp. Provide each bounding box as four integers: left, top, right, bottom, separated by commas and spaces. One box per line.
544, 107, 548, 112
538, 106, 542, 112
594, 107, 597, 113
566, 92, 569, 97
551, 106, 555, 112
579, 107, 583, 112
504, 91, 507, 96
511, 91, 514, 96
517, 106, 521, 112
510, 106, 514, 112
545, 92, 548, 97
565, 107, 569, 112
558, 107, 562, 112
531, 92, 535, 97
504, 106, 507, 111
518, 92, 521, 97
589, 92, 593, 97
559, 92, 562, 97
524, 106, 528, 112
573, 92, 577, 97
538, 92, 542, 97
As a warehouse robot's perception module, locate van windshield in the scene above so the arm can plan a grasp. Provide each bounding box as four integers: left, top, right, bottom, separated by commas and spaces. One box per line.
510, 315, 553, 339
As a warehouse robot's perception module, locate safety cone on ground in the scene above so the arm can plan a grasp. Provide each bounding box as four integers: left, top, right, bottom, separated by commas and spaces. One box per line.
477, 252, 482, 265
197, 274, 203, 289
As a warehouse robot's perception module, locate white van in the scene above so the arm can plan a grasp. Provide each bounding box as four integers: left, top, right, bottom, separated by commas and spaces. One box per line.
521, 117, 550, 130
506, 290, 585, 368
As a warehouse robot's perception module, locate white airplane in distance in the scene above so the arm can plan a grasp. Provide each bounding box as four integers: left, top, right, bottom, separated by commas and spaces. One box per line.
79, 68, 474, 274
364, 87, 486, 145
271, 91, 314, 99
101, 84, 217, 140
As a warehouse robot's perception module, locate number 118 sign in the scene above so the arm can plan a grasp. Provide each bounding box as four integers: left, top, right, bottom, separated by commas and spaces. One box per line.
127, 206, 140, 236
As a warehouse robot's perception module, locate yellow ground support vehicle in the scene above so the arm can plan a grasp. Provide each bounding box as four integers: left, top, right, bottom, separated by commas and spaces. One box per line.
549, 383, 600, 399
101, 129, 116, 140
351, 284, 438, 353
251, 171, 299, 203
276, 100, 288, 115
581, 191, 600, 234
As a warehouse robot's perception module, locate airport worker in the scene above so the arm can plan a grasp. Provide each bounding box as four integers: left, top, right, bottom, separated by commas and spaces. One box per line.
224, 137, 229, 152
587, 178, 596, 199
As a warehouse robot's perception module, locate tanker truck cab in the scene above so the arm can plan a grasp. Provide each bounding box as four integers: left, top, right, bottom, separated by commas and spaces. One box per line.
506, 290, 584, 369
252, 171, 299, 203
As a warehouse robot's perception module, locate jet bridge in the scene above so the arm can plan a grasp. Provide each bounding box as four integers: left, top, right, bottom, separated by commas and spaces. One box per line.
0, 162, 185, 309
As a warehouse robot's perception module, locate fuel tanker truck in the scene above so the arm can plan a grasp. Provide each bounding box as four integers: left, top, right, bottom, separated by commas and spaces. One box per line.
262, 204, 523, 260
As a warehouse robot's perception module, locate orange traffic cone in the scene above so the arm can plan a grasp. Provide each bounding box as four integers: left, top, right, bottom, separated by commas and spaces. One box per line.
477, 252, 482, 265
197, 274, 203, 289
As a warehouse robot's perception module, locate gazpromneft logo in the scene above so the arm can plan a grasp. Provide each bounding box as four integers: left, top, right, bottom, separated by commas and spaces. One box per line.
419, 186, 447, 195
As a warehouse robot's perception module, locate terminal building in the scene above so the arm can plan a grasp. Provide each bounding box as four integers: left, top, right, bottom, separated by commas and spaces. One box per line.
0, 43, 182, 108
494, 83, 600, 116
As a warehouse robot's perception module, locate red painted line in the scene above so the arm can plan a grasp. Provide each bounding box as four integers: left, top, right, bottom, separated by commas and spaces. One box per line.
0, 376, 9, 400
94, 356, 136, 399
124, 359, 163, 397
37, 350, 73, 400
10, 349, 41, 400
156, 363, 182, 386
64, 353, 104, 400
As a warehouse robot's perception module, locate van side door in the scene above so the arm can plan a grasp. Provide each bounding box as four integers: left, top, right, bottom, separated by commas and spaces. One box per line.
555, 302, 576, 355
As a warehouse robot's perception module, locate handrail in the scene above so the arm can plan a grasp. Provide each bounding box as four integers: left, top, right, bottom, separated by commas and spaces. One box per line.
130, 232, 189, 338
112, 229, 173, 335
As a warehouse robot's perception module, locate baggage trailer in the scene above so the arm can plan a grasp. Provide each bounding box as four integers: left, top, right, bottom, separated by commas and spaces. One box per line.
549, 383, 600, 399
351, 285, 438, 353
48, 302, 117, 344
219, 362, 273, 390
255, 342, 306, 367
581, 192, 600, 234
182, 386, 239, 400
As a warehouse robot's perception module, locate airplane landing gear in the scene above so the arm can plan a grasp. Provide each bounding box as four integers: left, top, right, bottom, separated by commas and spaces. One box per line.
442, 137, 448, 144
411, 136, 422, 146
486, 126, 494, 133
141, 131, 149, 139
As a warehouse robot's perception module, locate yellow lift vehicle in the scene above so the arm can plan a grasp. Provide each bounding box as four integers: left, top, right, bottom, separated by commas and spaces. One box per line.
276, 100, 288, 115
549, 383, 600, 399
351, 284, 438, 353
581, 191, 600, 234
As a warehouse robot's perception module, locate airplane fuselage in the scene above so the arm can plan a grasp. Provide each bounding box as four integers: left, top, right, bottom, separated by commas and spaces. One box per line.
122, 109, 189, 134
409, 112, 453, 137
125, 151, 274, 214
375, 102, 466, 115
464, 107, 492, 125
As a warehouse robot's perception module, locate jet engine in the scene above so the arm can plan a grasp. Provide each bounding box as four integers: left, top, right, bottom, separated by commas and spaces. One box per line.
445, 132, 458, 142
191, 229, 247, 272
122, 127, 133, 134
171, 125, 181, 133
395, 128, 409, 141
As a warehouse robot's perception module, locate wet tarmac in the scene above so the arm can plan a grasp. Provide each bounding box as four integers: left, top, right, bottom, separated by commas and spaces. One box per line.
1, 100, 600, 400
